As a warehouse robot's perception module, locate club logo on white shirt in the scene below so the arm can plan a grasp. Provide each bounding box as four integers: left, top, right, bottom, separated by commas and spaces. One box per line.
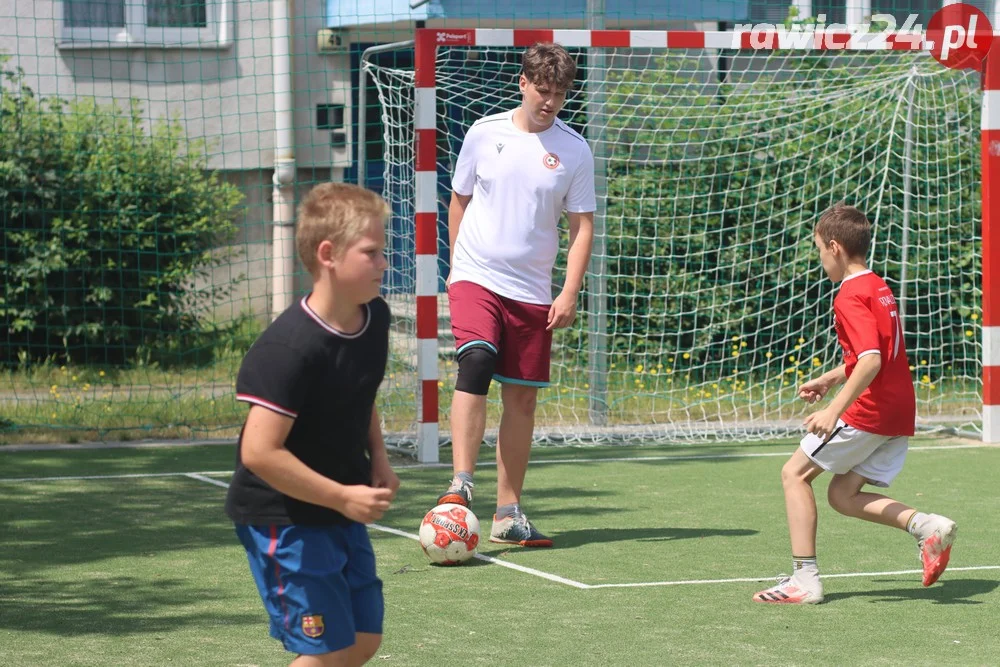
542, 152, 560, 169
496, 142, 505, 154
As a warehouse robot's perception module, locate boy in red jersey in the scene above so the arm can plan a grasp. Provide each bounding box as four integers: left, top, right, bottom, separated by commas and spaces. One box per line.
753, 204, 957, 605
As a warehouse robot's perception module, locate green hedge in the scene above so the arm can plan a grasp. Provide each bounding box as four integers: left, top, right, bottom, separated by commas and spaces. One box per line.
0, 63, 243, 366
584, 52, 980, 375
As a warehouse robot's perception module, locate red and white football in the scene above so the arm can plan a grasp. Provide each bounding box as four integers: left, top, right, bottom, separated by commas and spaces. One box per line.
418, 503, 480, 565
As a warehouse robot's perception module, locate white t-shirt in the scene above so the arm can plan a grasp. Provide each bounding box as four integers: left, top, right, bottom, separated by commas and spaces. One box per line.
449, 109, 596, 305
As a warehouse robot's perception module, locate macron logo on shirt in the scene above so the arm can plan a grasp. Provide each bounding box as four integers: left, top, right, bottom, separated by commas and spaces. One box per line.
496, 142, 505, 154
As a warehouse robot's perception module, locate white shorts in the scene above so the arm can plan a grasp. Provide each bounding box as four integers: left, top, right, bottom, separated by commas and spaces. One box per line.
799, 419, 909, 488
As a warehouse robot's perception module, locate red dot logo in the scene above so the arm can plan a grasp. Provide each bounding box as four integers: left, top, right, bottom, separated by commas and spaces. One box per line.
927, 3, 993, 70
542, 153, 560, 169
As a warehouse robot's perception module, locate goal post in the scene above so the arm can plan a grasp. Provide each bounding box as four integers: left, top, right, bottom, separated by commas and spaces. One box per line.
391, 27, 997, 462
982, 44, 1000, 447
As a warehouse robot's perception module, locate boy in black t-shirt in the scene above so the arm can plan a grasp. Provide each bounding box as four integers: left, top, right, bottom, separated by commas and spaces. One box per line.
226, 182, 399, 665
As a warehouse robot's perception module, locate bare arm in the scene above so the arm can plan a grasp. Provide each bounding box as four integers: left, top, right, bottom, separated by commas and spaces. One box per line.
240, 406, 392, 523
826, 355, 881, 417
563, 211, 595, 297
803, 355, 881, 438
818, 363, 849, 387
547, 211, 594, 330
368, 405, 399, 497
368, 405, 388, 462
448, 192, 473, 280
799, 363, 848, 402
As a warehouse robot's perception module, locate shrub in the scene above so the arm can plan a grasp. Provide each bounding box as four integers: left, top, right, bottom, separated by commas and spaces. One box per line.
0, 63, 244, 365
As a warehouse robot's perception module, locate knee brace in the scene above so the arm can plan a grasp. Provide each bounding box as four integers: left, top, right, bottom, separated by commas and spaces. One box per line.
455, 345, 497, 395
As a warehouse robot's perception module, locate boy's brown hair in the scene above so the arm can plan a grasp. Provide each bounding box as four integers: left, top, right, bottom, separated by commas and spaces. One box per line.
815, 203, 871, 259
521, 42, 577, 91
296, 182, 390, 275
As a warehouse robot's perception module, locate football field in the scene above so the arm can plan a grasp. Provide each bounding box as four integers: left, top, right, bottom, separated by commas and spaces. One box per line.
2, 438, 998, 666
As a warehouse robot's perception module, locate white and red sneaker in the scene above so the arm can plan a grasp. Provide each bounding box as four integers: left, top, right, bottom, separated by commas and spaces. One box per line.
916, 514, 957, 587
752, 576, 824, 605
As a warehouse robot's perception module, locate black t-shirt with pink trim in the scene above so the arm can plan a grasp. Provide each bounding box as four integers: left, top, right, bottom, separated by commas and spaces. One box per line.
225, 296, 390, 525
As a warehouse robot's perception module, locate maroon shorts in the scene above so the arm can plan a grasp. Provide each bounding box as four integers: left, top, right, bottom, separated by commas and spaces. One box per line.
447, 280, 552, 387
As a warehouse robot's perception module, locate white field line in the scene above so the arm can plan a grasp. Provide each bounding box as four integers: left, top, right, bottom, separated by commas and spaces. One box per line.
184, 475, 1000, 592
184, 472, 230, 489
367, 522, 589, 589
2, 467, 995, 592
586, 566, 1000, 589
183, 473, 590, 590
390, 442, 998, 469
1, 441, 994, 484
0, 470, 234, 483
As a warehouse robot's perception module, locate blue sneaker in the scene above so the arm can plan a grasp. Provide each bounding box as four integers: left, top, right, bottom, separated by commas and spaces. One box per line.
437, 476, 474, 508
489, 511, 553, 548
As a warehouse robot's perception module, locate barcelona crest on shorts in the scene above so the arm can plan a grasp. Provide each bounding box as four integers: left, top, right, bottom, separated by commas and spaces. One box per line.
302, 614, 325, 638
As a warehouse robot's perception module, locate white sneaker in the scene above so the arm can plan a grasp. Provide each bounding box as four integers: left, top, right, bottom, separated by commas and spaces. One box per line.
914, 513, 957, 587
752, 575, 824, 604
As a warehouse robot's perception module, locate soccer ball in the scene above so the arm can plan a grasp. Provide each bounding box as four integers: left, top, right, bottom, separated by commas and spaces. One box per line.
419, 503, 480, 565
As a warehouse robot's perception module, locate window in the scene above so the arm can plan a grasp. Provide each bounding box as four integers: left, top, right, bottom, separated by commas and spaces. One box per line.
59, 0, 231, 48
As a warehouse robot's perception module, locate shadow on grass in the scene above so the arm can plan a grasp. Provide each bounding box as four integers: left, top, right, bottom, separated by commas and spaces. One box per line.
0, 444, 237, 480
822, 577, 999, 605
381, 558, 493, 575
0, 480, 235, 570
0, 477, 267, 635
534, 526, 757, 551
0, 573, 261, 636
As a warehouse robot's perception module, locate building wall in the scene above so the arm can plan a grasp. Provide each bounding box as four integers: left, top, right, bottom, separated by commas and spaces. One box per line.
209, 168, 331, 323
0, 0, 347, 171
0, 1, 353, 320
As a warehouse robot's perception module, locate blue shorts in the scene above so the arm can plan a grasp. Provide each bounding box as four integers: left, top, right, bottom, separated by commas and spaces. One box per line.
235, 522, 384, 655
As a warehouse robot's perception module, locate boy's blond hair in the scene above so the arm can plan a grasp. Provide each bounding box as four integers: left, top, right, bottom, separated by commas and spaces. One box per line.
296, 182, 390, 275
521, 42, 577, 91
815, 203, 871, 259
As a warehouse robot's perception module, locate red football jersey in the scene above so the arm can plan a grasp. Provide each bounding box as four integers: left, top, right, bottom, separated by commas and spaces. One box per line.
833, 270, 915, 436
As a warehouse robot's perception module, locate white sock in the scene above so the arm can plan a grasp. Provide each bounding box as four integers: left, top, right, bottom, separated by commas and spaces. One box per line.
906, 511, 929, 538
792, 556, 820, 585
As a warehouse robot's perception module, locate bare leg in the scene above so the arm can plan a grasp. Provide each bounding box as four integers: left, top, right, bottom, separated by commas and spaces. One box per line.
781, 449, 826, 557
346, 633, 382, 667
450, 390, 488, 474
827, 471, 916, 530
495, 383, 538, 508
752, 449, 829, 603
290, 649, 348, 667
289, 633, 381, 667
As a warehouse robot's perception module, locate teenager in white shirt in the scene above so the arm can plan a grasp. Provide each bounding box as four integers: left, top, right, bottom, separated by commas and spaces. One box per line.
436, 42, 596, 547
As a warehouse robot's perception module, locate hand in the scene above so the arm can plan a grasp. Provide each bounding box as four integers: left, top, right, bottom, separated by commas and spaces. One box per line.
337, 485, 394, 524
547, 290, 578, 331
803, 407, 840, 441
371, 457, 400, 500
798, 377, 831, 404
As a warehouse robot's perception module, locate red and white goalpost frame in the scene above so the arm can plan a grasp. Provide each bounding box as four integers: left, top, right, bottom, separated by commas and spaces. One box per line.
983, 41, 1000, 445
411, 27, 1000, 462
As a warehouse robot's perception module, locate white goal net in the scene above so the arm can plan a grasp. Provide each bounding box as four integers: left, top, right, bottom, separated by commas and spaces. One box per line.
367, 45, 982, 445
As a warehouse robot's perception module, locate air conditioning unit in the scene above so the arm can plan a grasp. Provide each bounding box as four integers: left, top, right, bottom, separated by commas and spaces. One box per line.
317, 28, 348, 54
